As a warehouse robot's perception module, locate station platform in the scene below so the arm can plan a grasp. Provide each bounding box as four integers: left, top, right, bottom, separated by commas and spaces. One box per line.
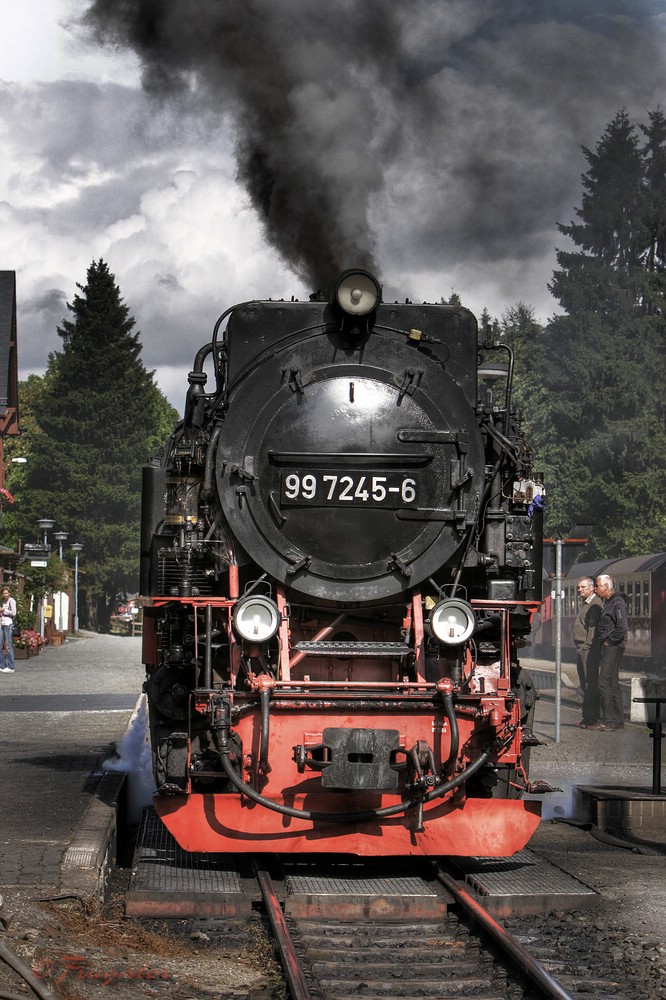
520, 653, 649, 715
0, 632, 140, 898
0, 634, 663, 939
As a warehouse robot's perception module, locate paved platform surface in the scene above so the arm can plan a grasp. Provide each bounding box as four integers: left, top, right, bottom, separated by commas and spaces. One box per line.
0, 636, 663, 945
524, 658, 666, 941
0, 632, 141, 892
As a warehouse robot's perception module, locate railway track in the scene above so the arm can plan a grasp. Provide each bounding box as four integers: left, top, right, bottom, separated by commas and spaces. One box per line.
129, 810, 654, 998
256, 862, 575, 1000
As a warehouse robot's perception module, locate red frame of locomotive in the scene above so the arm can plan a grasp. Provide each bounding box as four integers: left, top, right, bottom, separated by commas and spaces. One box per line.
142, 570, 541, 857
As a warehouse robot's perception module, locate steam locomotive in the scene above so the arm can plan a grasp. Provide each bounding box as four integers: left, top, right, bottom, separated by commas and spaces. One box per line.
140, 268, 546, 856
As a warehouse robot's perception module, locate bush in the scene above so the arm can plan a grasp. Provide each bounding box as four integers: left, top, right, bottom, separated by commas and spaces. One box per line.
13, 592, 36, 633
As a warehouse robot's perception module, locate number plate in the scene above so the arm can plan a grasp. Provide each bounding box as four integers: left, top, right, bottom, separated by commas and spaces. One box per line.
281, 471, 417, 507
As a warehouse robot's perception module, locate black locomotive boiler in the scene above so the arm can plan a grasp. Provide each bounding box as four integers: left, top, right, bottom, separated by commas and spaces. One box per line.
140, 268, 545, 856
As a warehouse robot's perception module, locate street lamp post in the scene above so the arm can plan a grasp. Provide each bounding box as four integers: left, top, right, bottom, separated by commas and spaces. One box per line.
70, 543, 83, 632
35, 519, 55, 638
36, 518, 55, 545
53, 531, 69, 631
53, 531, 69, 560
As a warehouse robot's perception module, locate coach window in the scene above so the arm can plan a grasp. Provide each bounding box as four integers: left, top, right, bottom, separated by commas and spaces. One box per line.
642, 579, 650, 617
626, 581, 633, 616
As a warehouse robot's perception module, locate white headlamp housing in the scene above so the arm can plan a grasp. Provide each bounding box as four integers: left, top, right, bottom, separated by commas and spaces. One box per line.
428, 598, 476, 646
331, 269, 382, 317
232, 595, 280, 643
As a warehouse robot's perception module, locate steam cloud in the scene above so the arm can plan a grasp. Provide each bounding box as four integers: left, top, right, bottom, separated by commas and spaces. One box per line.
77, 1, 666, 316
82, 0, 406, 289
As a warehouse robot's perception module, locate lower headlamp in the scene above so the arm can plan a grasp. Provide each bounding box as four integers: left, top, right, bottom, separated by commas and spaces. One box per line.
232, 595, 280, 642
428, 598, 476, 645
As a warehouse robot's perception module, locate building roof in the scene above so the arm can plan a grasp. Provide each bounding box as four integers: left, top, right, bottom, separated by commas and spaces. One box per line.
565, 553, 666, 581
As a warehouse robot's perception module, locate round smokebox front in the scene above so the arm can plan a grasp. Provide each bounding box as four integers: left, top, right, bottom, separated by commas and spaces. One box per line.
217, 362, 484, 601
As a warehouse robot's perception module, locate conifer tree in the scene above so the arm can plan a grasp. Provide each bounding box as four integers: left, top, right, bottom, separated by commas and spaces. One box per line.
16, 260, 177, 628
538, 110, 666, 554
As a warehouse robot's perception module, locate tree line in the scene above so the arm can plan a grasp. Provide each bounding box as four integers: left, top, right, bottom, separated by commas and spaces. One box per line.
3, 108, 663, 630
496, 108, 666, 558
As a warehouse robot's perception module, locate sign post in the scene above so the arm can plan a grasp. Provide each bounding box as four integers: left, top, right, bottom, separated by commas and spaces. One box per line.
543, 524, 593, 743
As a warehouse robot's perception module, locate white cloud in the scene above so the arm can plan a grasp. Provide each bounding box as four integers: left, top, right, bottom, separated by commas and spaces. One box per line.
0, 0, 140, 85
2, 2, 666, 410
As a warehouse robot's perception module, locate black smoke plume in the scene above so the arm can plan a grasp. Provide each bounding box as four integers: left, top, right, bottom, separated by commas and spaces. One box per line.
82, 0, 404, 288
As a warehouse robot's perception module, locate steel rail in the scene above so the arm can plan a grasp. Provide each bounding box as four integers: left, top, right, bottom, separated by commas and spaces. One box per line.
436, 867, 575, 1000
256, 870, 313, 1000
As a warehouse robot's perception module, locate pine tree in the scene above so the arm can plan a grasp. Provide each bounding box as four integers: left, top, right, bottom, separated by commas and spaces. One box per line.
16, 261, 177, 628
540, 110, 666, 554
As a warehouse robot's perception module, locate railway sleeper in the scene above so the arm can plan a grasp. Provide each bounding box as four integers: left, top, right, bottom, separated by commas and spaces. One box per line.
307, 947, 479, 963
313, 959, 489, 977
291, 920, 472, 943
326, 995, 505, 1000
316, 980, 500, 999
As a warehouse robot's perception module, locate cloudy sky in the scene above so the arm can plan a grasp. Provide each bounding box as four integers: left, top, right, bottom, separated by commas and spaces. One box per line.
2, 1, 665, 410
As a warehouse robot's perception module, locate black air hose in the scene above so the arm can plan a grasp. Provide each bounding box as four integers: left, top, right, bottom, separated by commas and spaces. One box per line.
218, 731, 492, 824
442, 692, 460, 777
259, 686, 271, 774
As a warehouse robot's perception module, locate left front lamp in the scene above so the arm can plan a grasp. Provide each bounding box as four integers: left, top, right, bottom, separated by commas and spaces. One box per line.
428, 598, 476, 645
233, 595, 281, 642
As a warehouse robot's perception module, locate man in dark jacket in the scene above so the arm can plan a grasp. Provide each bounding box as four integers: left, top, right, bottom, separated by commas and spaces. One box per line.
592, 575, 628, 730
573, 576, 603, 728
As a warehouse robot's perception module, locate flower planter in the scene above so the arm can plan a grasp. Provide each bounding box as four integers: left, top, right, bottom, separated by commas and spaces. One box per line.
13, 631, 44, 656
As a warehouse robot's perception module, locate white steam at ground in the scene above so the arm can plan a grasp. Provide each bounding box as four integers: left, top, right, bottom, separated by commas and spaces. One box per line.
103, 694, 154, 825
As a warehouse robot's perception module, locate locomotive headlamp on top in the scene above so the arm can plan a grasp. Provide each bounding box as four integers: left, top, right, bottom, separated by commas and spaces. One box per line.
331, 269, 382, 317
232, 595, 281, 643
427, 598, 476, 645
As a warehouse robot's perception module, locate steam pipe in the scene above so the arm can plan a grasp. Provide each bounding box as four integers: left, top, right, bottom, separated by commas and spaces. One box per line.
201, 423, 222, 501
183, 343, 213, 428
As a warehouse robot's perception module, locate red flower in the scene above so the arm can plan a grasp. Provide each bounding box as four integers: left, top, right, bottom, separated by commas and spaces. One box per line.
0, 487, 15, 504
14, 629, 45, 650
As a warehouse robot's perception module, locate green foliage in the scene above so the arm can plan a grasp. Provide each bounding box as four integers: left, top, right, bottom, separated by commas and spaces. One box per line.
509, 109, 666, 557
8, 260, 178, 627
13, 591, 36, 634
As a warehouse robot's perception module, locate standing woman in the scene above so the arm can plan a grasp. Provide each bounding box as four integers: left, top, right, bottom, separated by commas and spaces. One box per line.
0, 586, 17, 673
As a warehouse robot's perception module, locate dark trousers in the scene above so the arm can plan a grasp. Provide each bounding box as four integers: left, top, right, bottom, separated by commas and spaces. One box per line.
598, 644, 625, 726
578, 646, 599, 724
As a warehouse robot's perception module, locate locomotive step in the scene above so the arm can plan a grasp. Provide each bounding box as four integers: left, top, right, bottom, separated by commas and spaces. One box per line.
293, 640, 412, 657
